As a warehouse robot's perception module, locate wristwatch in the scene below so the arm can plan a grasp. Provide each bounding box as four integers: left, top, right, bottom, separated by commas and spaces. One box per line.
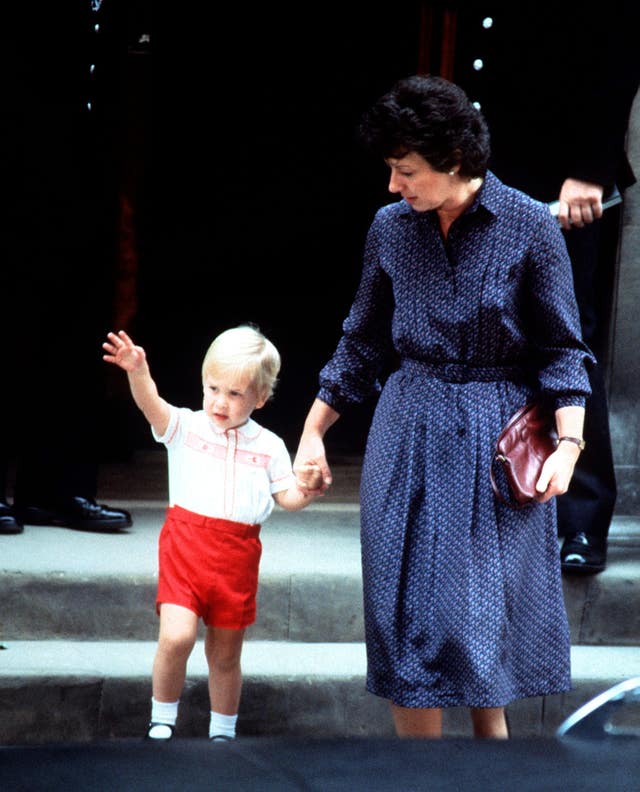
557, 436, 586, 451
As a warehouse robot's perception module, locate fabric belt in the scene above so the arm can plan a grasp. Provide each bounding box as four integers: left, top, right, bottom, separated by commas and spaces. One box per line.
167, 504, 261, 538
401, 358, 525, 384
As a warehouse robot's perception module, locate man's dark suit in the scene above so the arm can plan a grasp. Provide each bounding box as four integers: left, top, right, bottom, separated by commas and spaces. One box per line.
0, 2, 132, 523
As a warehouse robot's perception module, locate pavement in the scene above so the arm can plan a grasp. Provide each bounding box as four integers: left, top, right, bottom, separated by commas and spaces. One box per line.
1, 450, 640, 743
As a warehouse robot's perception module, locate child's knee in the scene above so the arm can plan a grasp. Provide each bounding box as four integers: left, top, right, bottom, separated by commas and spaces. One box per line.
158, 628, 197, 658
209, 651, 242, 676
206, 630, 244, 672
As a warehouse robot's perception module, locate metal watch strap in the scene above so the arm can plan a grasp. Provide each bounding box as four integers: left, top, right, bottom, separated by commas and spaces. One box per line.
557, 436, 586, 451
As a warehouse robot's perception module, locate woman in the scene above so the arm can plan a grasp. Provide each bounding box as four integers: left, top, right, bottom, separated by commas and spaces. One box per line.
294, 76, 594, 739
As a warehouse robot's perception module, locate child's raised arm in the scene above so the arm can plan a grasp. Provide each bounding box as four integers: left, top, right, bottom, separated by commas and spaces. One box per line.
102, 330, 171, 437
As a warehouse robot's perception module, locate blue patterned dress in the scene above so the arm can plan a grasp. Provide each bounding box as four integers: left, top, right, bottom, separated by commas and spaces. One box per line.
318, 172, 594, 708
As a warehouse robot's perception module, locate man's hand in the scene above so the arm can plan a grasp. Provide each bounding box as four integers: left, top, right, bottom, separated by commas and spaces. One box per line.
557, 178, 604, 230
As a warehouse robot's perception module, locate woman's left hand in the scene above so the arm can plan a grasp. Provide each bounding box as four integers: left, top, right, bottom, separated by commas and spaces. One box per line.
535, 442, 581, 503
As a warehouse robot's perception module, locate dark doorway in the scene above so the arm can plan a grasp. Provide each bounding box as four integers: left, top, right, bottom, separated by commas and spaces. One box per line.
140, 5, 423, 453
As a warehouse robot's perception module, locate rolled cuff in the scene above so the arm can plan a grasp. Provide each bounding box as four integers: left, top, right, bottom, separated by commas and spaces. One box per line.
552, 394, 587, 411
317, 386, 349, 414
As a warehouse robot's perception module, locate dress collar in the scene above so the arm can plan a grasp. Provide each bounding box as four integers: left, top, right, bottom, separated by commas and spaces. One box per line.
399, 170, 502, 221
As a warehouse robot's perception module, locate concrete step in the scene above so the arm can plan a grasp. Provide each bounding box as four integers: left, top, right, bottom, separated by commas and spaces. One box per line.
3, 454, 637, 747
1, 640, 639, 744
2, 505, 640, 645
0, 504, 362, 643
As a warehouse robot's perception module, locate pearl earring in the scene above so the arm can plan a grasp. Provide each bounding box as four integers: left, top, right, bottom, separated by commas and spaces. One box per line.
449, 170, 455, 176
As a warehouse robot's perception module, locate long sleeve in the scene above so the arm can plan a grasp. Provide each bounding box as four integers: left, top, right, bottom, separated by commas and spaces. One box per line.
318, 214, 395, 412
523, 208, 596, 407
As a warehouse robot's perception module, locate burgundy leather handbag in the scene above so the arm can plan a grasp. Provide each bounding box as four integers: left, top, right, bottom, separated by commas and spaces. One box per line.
490, 401, 557, 507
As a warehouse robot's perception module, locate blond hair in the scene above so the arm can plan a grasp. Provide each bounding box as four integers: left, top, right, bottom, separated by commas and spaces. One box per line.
201, 325, 281, 400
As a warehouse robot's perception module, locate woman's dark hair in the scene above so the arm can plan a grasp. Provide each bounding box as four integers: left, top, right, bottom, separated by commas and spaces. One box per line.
359, 75, 491, 179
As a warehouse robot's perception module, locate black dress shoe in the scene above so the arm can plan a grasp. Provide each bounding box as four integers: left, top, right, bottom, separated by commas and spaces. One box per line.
16, 497, 132, 533
561, 531, 606, 574
0, 502, 24, 534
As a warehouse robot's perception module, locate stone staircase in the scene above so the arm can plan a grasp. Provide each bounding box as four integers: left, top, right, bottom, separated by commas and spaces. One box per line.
1, 451, 639, 743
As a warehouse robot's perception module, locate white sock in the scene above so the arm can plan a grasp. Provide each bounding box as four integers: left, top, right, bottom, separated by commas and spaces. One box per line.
148, 697, 179, 739
209, 710, 237, 740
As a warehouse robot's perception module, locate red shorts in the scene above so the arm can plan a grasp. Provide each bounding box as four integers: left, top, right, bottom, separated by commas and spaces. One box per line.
156, 505, 262, 629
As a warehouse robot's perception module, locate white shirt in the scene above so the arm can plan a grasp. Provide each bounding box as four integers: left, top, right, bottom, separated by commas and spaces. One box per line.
153, 405, 295, 524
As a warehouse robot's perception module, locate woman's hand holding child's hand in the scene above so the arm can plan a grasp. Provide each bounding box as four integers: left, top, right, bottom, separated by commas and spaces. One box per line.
295, 462, 325, 494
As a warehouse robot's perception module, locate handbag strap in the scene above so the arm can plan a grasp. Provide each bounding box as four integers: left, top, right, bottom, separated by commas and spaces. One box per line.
490, 454, 510, 505
490, 454, 528, 509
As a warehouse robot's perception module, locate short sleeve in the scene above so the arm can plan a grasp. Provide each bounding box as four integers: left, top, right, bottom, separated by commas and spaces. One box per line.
268, 436, 295, 494
152, 404, 185, 446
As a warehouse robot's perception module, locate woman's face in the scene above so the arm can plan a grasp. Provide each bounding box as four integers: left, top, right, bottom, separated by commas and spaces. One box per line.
385, 151, 455, 212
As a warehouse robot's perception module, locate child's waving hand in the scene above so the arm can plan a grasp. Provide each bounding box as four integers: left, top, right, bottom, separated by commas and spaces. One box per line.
103, 330, 147, 372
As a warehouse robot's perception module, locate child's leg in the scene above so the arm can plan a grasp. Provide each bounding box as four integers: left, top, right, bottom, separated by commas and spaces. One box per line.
152, 603, 199, 702
146, 603, 199, 739
206, 626, 245, 713
205, 626, 245, 739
